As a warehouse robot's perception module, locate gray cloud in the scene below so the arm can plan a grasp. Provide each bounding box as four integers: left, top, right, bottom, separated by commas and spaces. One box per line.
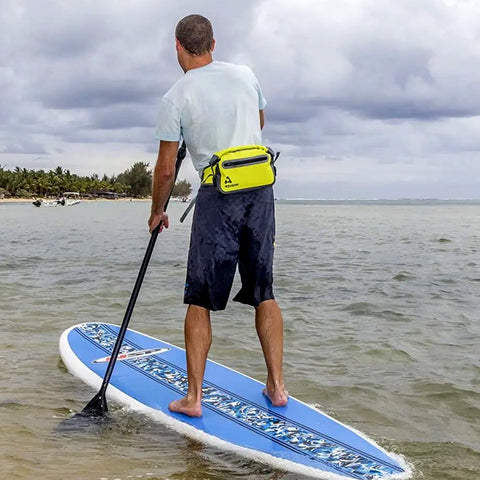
1, 0, 479, 198
36, 77, 155, 110
1, 141, 48, 155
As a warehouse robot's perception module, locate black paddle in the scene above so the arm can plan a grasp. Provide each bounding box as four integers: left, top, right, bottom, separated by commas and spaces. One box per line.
72, 141, 187, 420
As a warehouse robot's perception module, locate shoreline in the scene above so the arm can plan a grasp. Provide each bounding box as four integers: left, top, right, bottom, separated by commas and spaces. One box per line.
0, 197, 151, 203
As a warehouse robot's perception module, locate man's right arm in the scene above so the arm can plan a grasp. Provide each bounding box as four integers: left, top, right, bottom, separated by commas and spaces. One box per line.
148, 140, 180, 233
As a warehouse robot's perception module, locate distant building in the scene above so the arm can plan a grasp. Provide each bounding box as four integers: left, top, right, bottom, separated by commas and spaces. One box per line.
91, 191, 126, 199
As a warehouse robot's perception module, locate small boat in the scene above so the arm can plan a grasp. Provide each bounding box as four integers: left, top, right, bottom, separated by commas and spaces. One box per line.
32, 198, 63, 207
32, 192, 81, 207
63, 192, 81, 206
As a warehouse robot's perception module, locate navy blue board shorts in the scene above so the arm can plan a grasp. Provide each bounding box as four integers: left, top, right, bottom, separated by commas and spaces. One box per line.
184, 185, 276, 311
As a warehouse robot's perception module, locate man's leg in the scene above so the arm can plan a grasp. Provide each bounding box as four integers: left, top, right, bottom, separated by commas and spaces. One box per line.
168, 304, 211, 417
255, 299, 288, 406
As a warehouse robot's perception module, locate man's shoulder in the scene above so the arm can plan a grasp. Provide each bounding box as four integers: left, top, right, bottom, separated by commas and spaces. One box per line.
213, 61, 254, 75
209, 62, 259, 87
162, 74, 191, 102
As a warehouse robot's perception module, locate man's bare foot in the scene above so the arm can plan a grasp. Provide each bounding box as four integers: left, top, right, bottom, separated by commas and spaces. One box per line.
263, 386, 289, 407
168, 397, 203, 417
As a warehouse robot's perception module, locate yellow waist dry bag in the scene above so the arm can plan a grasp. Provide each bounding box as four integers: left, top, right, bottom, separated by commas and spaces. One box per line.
207, 145, 279, 194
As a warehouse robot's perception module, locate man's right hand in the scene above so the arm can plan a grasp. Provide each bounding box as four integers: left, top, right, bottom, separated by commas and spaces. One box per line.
148, 212, 169, 233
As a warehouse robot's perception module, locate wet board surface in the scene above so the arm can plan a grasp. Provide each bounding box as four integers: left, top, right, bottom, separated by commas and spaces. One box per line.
59, 323, 410, 480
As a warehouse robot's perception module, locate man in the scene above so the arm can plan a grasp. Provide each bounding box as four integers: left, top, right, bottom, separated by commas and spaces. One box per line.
148, 14, 287, 417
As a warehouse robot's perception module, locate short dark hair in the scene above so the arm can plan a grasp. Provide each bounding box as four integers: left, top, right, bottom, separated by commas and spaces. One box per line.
175, 14, 214, 56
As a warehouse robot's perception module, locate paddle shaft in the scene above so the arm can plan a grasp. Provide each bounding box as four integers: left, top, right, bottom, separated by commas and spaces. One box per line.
82, 142, 186, 415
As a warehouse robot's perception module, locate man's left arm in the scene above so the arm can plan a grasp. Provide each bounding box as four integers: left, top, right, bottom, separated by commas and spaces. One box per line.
148, 140, 180, 233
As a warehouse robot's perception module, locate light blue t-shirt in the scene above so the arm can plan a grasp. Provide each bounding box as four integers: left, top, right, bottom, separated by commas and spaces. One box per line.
155, 60, 267, 173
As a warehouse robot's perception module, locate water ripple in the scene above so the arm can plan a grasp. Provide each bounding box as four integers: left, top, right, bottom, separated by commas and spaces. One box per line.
1, 201, 479, 479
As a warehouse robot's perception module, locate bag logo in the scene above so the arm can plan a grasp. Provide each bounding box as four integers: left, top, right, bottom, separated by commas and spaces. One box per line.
223, 175, 239, 188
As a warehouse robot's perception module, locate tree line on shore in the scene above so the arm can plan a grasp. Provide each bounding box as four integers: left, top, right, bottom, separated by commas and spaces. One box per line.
0, 163, 192, 199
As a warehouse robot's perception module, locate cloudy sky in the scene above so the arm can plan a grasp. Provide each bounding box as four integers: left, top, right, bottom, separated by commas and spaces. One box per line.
1, 0, 479, 199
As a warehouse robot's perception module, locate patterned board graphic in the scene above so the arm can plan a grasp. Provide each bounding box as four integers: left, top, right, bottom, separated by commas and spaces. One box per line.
69, 323, 406, 480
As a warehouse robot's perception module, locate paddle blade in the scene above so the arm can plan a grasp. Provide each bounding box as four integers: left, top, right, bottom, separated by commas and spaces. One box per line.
56, 394, 109, 432
79, 392, 108, 417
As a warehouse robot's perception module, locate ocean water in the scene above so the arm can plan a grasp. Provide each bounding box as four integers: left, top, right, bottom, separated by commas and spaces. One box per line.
0, 199, 479, 480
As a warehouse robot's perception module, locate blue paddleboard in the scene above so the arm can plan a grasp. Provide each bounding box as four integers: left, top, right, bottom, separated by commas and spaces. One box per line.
59, 323, 410, 480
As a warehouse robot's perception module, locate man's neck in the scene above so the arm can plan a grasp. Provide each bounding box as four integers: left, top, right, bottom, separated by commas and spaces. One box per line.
182, 54, 213, 73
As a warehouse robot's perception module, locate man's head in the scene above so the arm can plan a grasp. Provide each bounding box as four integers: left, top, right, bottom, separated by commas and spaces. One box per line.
175, 14, 214, 56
